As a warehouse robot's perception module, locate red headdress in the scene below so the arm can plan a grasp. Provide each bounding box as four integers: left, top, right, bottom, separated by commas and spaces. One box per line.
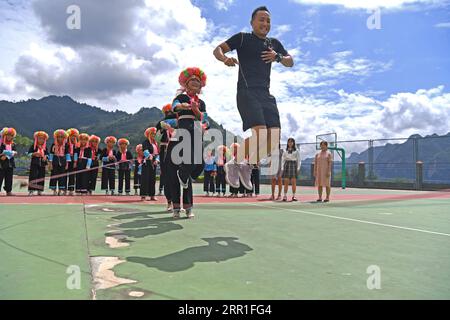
178, 67, 207, 89
162, 104, 173, 114
144, 127, 157, 139
33, 131, 49, 155
104, 136, 117, 145
1, 127, 17, 146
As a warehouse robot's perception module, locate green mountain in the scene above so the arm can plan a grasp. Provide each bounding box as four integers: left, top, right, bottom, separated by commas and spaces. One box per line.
0, 95, 233, 148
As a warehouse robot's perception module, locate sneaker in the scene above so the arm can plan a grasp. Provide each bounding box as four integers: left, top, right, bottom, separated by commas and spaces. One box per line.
150, 197, 157, 201
205, 192, 209, 197
324, 199, 330, 203
28, 191, 34, 196
126, 192, 130, 196
157, 191, 163, 196
62, 191, 67, 196
118, 192, 123, 196
224, 160, 240, 189
177, 170, 189, 189
270, 195, 275, 201
292, 196, 298, 202
38, 191, 43, 196
134, 190, 138, 196
238, 163, 253, 191
88, 191, 93, 196
172, 210, 181, 219
282, 195, 287, 202
105, 190, 109, 195
141, 196, 146, 201
52, 190, 57, 196
69, 191, 74, 196
185, 208, 195, 219
276, 195, 282, 201
110, 190, 115, 196
167, 203, 173, 212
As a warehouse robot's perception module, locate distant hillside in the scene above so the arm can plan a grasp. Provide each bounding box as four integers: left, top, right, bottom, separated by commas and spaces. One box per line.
0, 95, 234, 147
301, 133, 450, 183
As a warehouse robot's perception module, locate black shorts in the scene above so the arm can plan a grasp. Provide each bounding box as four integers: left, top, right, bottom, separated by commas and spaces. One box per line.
236, 87, 281, 132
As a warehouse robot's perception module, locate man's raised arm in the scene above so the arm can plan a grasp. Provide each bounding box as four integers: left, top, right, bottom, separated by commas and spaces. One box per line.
213, 42, 239, 67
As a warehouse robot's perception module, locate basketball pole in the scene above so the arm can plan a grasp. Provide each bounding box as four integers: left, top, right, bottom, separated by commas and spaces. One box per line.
330, 147, 346, 189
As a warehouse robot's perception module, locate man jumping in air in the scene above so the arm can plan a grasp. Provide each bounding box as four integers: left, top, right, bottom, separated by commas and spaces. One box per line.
213, 6, 294, 190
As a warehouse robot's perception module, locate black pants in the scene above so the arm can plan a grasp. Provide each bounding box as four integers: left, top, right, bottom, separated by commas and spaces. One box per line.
160, 146, 172, 203
133, 165, 141, 191
67, 160, 76, 191
28, 165, 46, 191
101, 168, 115, 191
118, 170, 131, 194
140, 162, 156, 197
239, 182, 252, 195
251, 168, 260, 195
159, 145, 168, 194
177, 129, 204, 184
75, 164, 90, 194
216, 166, 226, 194
0, 168, 13, 193
49, 157, 67, 191
204, 171, 216, 193
159, 148, 165, 193
88, 166, 99, 192
167, 141, 193, 209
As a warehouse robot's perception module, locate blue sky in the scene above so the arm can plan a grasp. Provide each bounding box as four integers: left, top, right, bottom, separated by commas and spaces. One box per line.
0, 0, 449, 150
195, 0, 450, 97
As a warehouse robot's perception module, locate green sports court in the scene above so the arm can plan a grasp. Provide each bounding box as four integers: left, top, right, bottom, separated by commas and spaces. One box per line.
1, 182, 449, 300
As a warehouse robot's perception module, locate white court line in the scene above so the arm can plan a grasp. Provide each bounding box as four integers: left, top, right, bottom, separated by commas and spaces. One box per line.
247, 203, 450, 238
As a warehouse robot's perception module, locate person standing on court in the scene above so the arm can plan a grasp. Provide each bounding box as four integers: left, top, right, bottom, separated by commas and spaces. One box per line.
213, 6, 294, 191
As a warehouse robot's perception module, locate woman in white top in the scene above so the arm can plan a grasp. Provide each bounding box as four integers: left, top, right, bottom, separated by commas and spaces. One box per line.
281, 138, 301, 202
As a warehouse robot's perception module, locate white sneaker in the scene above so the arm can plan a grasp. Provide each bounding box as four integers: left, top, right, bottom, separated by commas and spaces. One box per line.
238, 162, 253, 191
172, 210, 181, 219
185, 208, 195, 219
28, 191, 34, 196
52, 190, 57, 196
224, 160, 240, 188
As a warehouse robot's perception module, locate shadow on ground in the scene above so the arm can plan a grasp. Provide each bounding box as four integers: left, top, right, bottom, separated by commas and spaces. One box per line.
127, 237, 253, 272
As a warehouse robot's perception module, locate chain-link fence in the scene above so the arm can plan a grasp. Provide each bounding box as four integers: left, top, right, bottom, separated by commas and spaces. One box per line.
267, 134, 450, 190
9, 134, 450, 190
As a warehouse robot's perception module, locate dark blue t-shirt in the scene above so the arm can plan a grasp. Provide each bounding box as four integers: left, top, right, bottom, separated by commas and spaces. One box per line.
225, 32, 288, 89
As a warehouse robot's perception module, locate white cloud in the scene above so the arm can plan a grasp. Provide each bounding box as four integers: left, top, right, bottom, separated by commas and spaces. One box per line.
276, 85, 450, 158
1, 0, 449, 150
273, 24, 292, 38
290, 0, 447, 10
214, 0, 235, 11
434, 22, 450, 28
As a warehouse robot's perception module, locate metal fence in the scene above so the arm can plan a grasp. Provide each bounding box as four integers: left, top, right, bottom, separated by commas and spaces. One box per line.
276, 134, 450, 189
10, 134, 450, 189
